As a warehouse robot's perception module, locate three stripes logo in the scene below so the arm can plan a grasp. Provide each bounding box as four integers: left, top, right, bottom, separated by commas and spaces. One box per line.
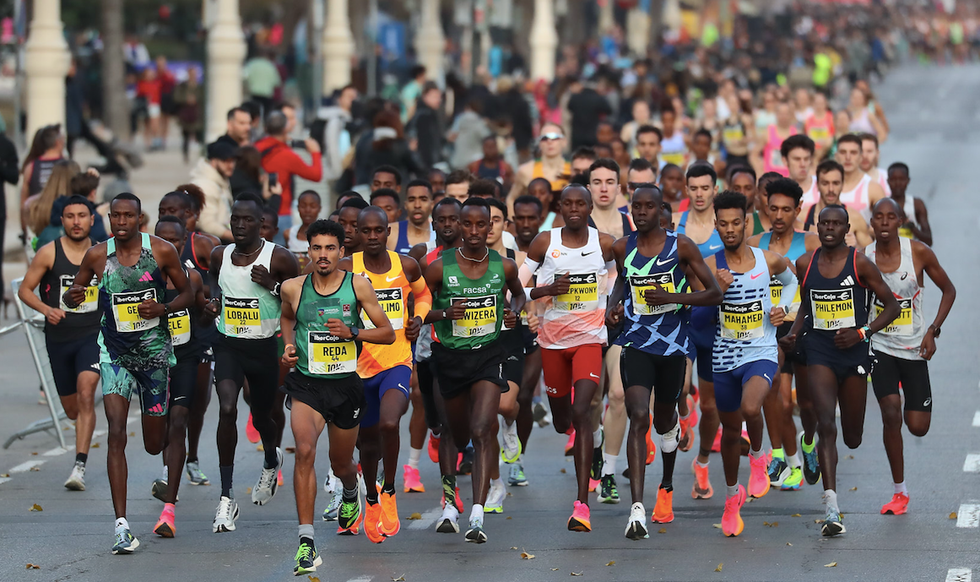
839, 276, 855, 286
138, 271, 154, 283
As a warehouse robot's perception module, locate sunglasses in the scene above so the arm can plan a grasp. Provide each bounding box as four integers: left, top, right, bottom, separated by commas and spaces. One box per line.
540, 132, 564, 142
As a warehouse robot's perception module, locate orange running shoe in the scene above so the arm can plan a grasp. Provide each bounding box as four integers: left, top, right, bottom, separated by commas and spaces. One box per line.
711, 426, 723, 452
588, 478, 600, 493
651, 486, 674, 523
748, 453, 771, 499
246, 413, 260, 444
402, 464, 424, 493
880, 493, 909, 515
277, 469, 284, 488
678, 396, 697, 452
691, 458, 714, 499
428, 433, 440, 463
379, 491, 400, 536
363, 500, 385, 543
565, 429, 576, 456
721, 485, 746, 537
645, 414, 657, 465
153, 503, 176, 538
567, 500, 591, 532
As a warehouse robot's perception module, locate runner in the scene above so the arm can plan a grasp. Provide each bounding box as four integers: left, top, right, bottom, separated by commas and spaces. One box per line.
18, 195, 101, 491
779, 135, 819, 219
338, 207, 430, 542
635, 125, 665, 171
605, 185, 722, 539
424, 197, 526, 542
527, 177, 564, 230
702, 190, 797, 536
804, 160, 873, 249
369, 188, 402, 228
388, 179, 435, 254
867, 198, 955, 516
834, 134, 887, 223
507, 123, 571, 213
284, 190, 322, 258
444, 170, 475, 203
886, 163, 932, 245
524, 184, 615, 533
728, 166, 766, 235
205, 193, 300, 533
63, 192, 193, 554
780, 204, 899, 536
859, 133, 892, 197
588, 158, 634, 239
370, 165, 402, 195
659, 163, 687, 212
754, 102, 797, 177
337, 197, 369, 257
279, 219, 396, 574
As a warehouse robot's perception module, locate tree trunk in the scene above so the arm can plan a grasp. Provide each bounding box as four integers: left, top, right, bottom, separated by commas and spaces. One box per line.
101, 0, 128, 139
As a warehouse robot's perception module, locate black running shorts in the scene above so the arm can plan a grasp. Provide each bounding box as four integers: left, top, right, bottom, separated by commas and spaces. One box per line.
282, 370, 365, 430
46, 332, 100, 397
430, 340, 509, 399
620, 347, 687, 404
871, 352, 932, 412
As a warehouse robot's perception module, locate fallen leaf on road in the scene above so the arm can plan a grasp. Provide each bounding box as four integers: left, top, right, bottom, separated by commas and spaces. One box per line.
256, 444, 264, 452
31, 452, 37, 456
814, 519, 824, 524
850, 487, 857, 491
570, 572, 583, 577
846, 455, 853, 459
30, 466, 40, 472
510, 547, 518, 550
786, 542, 792, 546
949, 512, 958, 519
658, 528, 667, 534
285, 447, 296, 453
763, 521, 778, 527
560, 468, 566, 474
551, 568, 559, 571
307, 576, 319, 582
407, 513, 422, 520
715, 563, 723, 572
521, 549, 535, 560
26, 564, 40, 570
507, 492, 513, 497
91, 443, 100, 448
0, 473, 9, 478
825, 562, 837, 568
791, 513, 801, 517
605, 561, 615, 566
392, 576, 405, 582
30, 504, 42, 512
506, 516, 512, 520
712, 523, 722, 529
129, 432, 135, 437
246, 487, 252, 494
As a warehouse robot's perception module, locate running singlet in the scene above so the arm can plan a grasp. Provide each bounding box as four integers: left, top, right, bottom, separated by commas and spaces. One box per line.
352, 250, 413, 376
660, 132, 687, 167
294, 271, 360, 378
763, 125, 796, 176
394, 220, 434, 255
805, 111, 834, 143
615, 231, 689, 357
801, 247, 869, 333
535, 227, 609, 349
217, 241, 281, 339
532, 160, 571, 192
799, 175, 820, 219
287, 224, 310, 254
865, 238, 924, 360
180, 232, 219, 345
760, 231, 805, 315
711, 247, 778, 373
40, 238, 101, 340
165, 282, 200, 363
432, 248, 505, 350
676, 211, 723, 258
839, 174, 873, 222
872, 169, 892, 198
97, 233, 173, 370
897, 196, 919, 239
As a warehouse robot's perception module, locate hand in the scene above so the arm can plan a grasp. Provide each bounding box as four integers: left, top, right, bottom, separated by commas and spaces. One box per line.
444, 300, 467, 321
778, 332, 797, 354
526, 312, 540, 334
203, 297, 220, 319
715, 269, 734, 294
844, 232, 857, 247
408, 138, 418, 151
269, 181, 283, 196
405, 315, 423, 342
503, 308, 517, 329
548, 274, 572, 297
919, 331, 937, 360
834, 328, 861, 349
606, 303, 624, 327
643, 284, 673, 306
64, 284, 86, 309
769, 306, 786, 327
138, 299, 166, 320
44, 306, 66, 326
251, 264, 277, 291
304, 137, 321, 154
281, 343, 298, 367
86, 167, 100, 178
327, 318, 352, 339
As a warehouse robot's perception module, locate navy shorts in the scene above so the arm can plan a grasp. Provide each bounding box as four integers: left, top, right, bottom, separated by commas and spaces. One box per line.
360, 364, 412, 428
46, 333, 100, 397
713, 359, 779, 413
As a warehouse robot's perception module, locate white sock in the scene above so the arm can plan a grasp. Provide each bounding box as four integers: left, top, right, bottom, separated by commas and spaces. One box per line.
726, 483, 739, 497
470, 504, 484, 525
490, 477, 503, 488
408, 447, 422, 470
593, 426, 603, 444
787, 451, 802, 468
749, 447, 764, 459
696, 459, 709, 469
894, 481, 907, 495
601, 453, 618, 477
823, 489, 839, 513
115, 517, 129, 531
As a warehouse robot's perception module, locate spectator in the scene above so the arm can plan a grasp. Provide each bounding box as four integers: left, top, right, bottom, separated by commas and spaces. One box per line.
410, 82, 445, 169
401, 65, 427, 122
190, 141, 236, 241
449, 98, 491, 170
136, 67, 163, 151
24, 160, 80, 237
20, 125, 66, 236
0, 130, 18, 294
354, 108, 425, 186
230, 146, 265, 199
495, 76, 534, 161
468, 136, 514, 190
36, 171, 109, 247
253, 110, 322, 235
370, 165, 402, 192
174, 70, 204, 163
214, 106, 252, 148
244, 48, 282, 116
156, 56, 177, 149
314, 84, 358, 183
567, 77, 612, 149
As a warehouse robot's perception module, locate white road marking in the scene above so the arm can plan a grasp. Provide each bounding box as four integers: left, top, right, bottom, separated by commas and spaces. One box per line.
0, 477, 10, 486
93, 430, 107, 438
946, 568, 972, 582
347, 577, 374, 582
407, 507, 445, 530
973, 411, 980, 427
963, 454, 980, 473
43, 447, 69, 457
9, 459, 45, 473
956, 504, 980, 528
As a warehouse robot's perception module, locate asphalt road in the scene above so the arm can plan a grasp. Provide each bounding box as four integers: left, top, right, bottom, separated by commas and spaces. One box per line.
0, 64, 978, 582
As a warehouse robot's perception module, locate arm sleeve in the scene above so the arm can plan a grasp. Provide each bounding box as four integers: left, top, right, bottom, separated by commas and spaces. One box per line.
411, 275, 432, 322
523, 257, 540, 274
773, 266, 798, 311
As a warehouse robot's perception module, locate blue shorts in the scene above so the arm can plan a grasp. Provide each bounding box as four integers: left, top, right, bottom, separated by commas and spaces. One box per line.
360, 364, 412, 427
713, 360, 778, 413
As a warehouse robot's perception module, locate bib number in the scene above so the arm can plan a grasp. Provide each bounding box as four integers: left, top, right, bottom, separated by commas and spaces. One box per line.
769, 147, 785, 169
720, 300, 765, 341
60, 274, 98, 313
168, 309, 192, 346
112, 290, 160, 333
555, 273, 599, 312
307, 331, 357, 375
451, 295, 497, 338
811, 289, 856, 330
361, 288, 404, 331
769, 276, 801, 305
722, 127, 744, 144
223, 296, 261, 338
630, 273, 677, 315
875, 297, 913, 336
662, 151, 686, 166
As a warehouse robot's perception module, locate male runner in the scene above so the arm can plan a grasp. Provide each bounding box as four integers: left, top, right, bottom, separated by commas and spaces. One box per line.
729, 166, 766, 235
445, 169, 475, 203
859, 133, 892, 198
867, 198, 954, 515
779, 135, 819, 219
781, 204, 899, 536
635, 125, 665, 171
387, 179, 435, 254
370, 165, 402, 194
205, 193, 300, 533
588, 158, 634, 239
835, 134, 887, 223
279, 219, 395, 574
525, 184, 615, 532
369, 188, 402, 228
64, 192, 193, 554
702, 191, 797, 536
513, 195, 544, 253
659, 164, 687, 212
605, 186, 722, 538
337, 197, 370, 257
507, 123, 571, 213
339, 207, 430, 542
804, 160, 873, 249
19, 195, 101, 491
425, 198, 526, 542
886, 163, 932, 245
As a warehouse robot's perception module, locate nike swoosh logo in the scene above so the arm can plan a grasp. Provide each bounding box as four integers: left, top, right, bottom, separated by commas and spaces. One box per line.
708, 244, 722, 251
582, 251, 596, 256
386, 276, 399, 283
589, 373, 600, 379
656, 257, 672, 266
750, 272, 763, 280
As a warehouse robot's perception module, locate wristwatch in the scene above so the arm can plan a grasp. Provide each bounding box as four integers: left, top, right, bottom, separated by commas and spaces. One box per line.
350, 326, 360, 340
271, 281, 282, 297
929, 324, 941, 338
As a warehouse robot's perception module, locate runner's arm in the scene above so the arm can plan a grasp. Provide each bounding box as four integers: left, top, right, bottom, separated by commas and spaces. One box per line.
855, 252, 899, 336
402, 255, 432, 323
851, 212, 873, 249
63, 243, 105, 309
279, 278, 301, 365
605, 237, 628, 327
271, 246, 301, 284
157, 240, 193, 316
765, 249, 797, 312
422, 259, 445, 324
916, 241, 955, 359
203, 245, 225, 320
18, 242, 58, 318
352, 274, 395, 345
667, 235, 723, 307
911, 198, 932, 246
503, 258, 527, 318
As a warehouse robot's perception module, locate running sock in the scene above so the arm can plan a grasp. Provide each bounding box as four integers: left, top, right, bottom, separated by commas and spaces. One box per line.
382, 482, 396, 495
408, 447, 422, 470
186, 456, 198, 464
801, 434, 816, 453
788, 451, 802, 468
823, 489, 839, 514
441, 475, 457, 505
601, 453, 618, 477
219, 465, 234, 498
771, 447, 785, 460
592, 427, 603, 444
298, 523, 315, 540
366, 492, 379, 504
726, 483, 739, 498
695, 459, 709, 469
76, 452, 88, 465
342, 486, 358, 502
115, 517, 129, 531
749, 448, 764, 460
660, 451, 677, 492
894, 481, 908, 495
470, 504, 484, 526
264, 447, 279, 469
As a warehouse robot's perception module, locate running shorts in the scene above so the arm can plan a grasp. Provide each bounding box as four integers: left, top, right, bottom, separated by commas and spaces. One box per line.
502, 328, 526, 385
46, 332, 100, 397
282, 370, 365, 430
620, 347, 687, 404
169, 357, 198, 409
361, 364, 412, 428
430, 340, 509, 399
801, 331, 873, 384
416, 359, 441, 429
214, 335, 279, 395
101, 362, 169, 416
713, 359, 779, 413
541, 343, 603, 399
871, 352, 932, 412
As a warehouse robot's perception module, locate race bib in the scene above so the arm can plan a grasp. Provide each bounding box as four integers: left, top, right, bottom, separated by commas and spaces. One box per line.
875, 297, 913, 336
630, 273, 678, 315
223, 296, 261, 338
769, 147, 785, 169
898, 226, 914, 239
769, 276, 801, 305
168, 309, 192, 346
662, 151, 686, 166
555, 273, 599, 312
60, 274, 98, 313
722, 127, 744, 144
307, 330, 357, 375
807, 126, 830, 141
451, 295, 498, 338
811, 289, 856, 330
111, 289, 160, 333
361, 288, 404, 331
720, 300, 765, 341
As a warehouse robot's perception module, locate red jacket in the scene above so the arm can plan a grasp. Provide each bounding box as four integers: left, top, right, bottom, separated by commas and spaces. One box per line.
254, 136, 323, 215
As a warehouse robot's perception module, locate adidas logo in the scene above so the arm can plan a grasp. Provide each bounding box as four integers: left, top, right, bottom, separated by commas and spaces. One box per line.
138, 271, 154, 283
148, 403, 165, 414
840, 276, 855, 286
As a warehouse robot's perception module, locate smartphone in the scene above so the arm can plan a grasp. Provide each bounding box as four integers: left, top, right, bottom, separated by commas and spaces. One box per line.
269, 172, 278, 188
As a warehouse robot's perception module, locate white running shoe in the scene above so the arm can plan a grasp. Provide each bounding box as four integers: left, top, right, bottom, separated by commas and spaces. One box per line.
485, 479, 507, 514
213, 496, 240, 533
64, 461, 86, 491
500, 422, 522, 463
251, 447, 283, 506
625, 502, 649, 540
321, 488, 343, 521
435, 505, 460, 533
